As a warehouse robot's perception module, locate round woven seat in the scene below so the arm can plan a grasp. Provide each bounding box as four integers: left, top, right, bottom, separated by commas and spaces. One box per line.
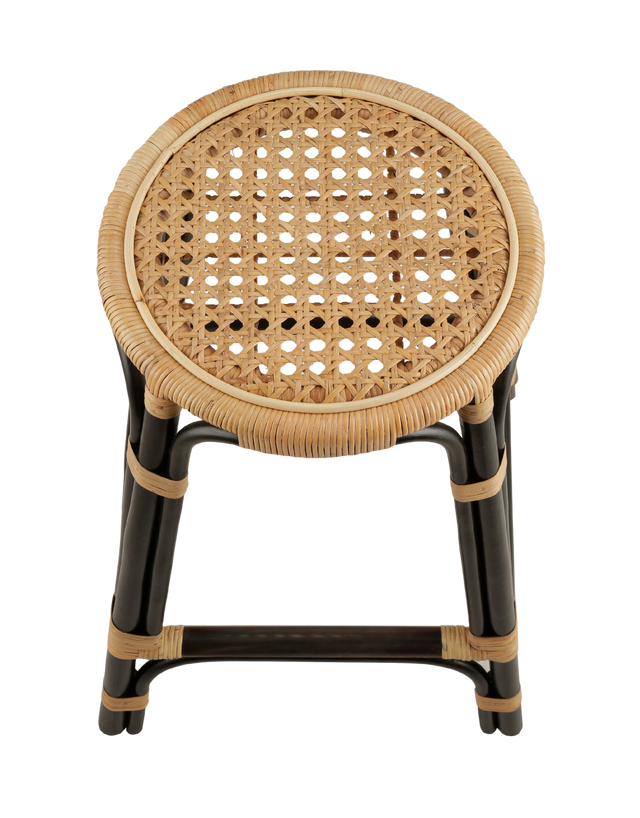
98, 71, 543, 456
97, 71, 544, 458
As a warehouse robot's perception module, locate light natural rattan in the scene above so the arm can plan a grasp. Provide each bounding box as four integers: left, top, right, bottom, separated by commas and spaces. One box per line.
98, 71, 544, 457
144, 387, 181, 419
475, 688, 522, 713
126, 440, 188, 498
450, 451, 507, 502
101, 688, 150, 712
107, 619, 184, 661
458, 392, 494, 424
441, 622, 517, 663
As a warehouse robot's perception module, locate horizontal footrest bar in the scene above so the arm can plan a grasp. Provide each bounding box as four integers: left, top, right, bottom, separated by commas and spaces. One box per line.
108, 621, 517, 663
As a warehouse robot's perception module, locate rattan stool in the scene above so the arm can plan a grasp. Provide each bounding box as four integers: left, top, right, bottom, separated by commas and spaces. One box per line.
97, 71, 543, 736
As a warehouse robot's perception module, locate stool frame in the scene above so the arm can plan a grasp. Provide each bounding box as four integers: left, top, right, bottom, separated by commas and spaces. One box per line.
100, 343, 521, 736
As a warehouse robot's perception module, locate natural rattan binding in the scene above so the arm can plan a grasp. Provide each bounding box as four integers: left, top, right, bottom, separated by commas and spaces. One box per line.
450, 450, 507, 502
458, 392, 494, 424
144, 387, 180, 419
475, 689, 522, 713
107, 619, 184, 661
101, 689, 149, 713
126, 440, 188, 498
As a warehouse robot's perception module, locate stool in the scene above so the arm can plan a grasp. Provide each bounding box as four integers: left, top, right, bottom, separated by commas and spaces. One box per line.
97, 71, 544, 736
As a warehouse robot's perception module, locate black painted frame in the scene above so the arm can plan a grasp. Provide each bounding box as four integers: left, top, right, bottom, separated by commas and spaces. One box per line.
100, 343, 521, 736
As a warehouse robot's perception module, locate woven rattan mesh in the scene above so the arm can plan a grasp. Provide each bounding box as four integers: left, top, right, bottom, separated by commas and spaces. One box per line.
134, 95, 509, 405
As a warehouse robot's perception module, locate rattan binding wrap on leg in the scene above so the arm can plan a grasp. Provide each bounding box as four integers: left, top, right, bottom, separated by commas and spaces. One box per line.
126, 440, 188, 498
108, 620, 184, 661
101, 689, 150, 713
441, 622, 517, 663
458, 393, 494, 424
144, 387, 181, 419
450, 451, 508, 502
475, 689, 522, 713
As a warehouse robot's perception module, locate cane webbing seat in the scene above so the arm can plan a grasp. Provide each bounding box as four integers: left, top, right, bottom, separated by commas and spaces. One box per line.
97, 71, 543, 738
98, 71, 542, 457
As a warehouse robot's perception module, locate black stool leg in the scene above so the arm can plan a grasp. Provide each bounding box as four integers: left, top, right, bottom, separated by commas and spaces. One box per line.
459, 373, 522, 735
494, 357, 518, 584
452, 494, 499, 734
114, 344, 145, 593
99, 346, 145, 736
398, 424, 496, 732
492, 360, 522, 736
127, 420, 238, 734
99, 400, 179, 735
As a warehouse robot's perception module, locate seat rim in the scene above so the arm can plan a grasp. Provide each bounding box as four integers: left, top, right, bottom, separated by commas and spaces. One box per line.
98, 70, 544, 455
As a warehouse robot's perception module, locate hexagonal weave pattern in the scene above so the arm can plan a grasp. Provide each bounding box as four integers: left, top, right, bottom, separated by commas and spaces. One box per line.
133, 95, 509, 405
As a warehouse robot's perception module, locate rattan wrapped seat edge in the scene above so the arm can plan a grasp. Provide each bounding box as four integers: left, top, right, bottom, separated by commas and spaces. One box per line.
97, 70, 543, 458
